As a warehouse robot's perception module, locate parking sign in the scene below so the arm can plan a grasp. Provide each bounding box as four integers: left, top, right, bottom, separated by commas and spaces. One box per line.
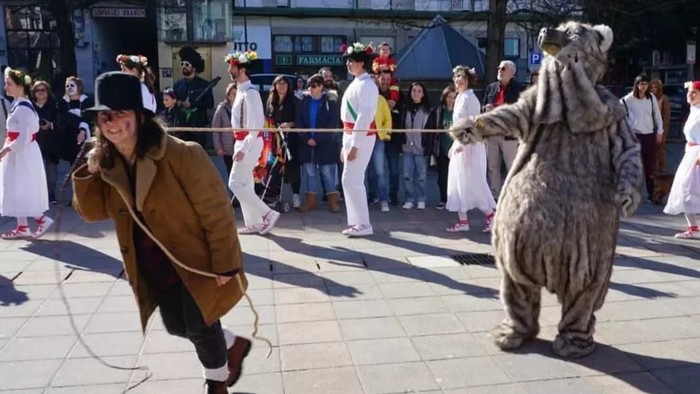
529, 52, 542, 66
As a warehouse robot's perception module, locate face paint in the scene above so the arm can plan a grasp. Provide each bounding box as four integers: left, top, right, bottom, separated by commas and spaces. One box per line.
66, 82, 78, 96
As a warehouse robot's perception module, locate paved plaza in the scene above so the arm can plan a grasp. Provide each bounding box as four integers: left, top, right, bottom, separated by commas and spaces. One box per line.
1, 143, 700, 393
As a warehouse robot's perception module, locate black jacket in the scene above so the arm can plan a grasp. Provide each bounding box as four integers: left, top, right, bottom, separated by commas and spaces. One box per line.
483, 80, 522, 140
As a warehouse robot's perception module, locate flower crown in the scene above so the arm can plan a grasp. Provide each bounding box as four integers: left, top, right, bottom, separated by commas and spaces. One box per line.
116, 54, 148, 67
5, 68, 32, 86
340, 42, 374, 56
225, 51, 258, 65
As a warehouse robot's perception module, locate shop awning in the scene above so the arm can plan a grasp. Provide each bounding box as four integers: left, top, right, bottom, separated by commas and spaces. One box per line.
395, 15, 486, 80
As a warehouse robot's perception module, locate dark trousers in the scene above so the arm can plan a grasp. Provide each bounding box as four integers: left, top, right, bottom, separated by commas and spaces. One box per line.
385, 142, 401, 202
636, 133, 657, 199
42, 153, 59, 201
436, 155, 450, 203
223, 155, 233, 176
155, 281, 227, 371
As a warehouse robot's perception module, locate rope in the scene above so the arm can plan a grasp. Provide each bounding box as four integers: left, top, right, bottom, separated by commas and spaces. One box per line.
166, 126, 451, 133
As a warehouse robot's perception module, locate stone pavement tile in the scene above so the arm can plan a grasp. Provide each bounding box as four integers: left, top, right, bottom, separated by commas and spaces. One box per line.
44, 384, 125, 393
586, 372, 675, 394
443, 384, 525, 394
0, 359, 63, 390
274, 286, 330, 304
388, 296, 450, 316
0, 261, 32, 274
379, 282, 436, 298
229, 323, 279, 347
141, 330, 192, 354
245, 273, 276, 289
0, 300, 43, 318
371, 268, 426, 284
518, 377, 601, 394
618, 337, 700, 370
276, 302, 335, 323
323, 270, 377, 285
459, 265, 501, 279
2, 283, 57, 300
567, 343, 644, 377
317, 259, 368, 273
457, 310, 504, 333
634, 280, 700, 298
278, 320, 342, 345
50, 355, 136, 386
419, 266, 473, 280
615, 245, 662, 258
356, 361, 441, 393
282, 366, 363, 394
237, 345, 281, 374
596, 316, 700, 345
652, 366, 700, 394
0, 389, 43, 394
271, 260, 321, 275
347, 337, 421, 365
0, 319, 30, 341
34, 297, 103, 316
70, 332, 146, 358
598, 298, 687, 322
84, 312, 141, 334
411, 333, 489, 360
428, 357, 510, 389
407, 255, 462, 268
221, 305, 276, 326
106, 281, 132, 296
327, 283, 383, 302
339, 316, 406, 341
398, 313, 465, 336
430, 277, 501, 297
332, 299, 394, 320
95, 295, 139, 313
137, 352, 200, 380
492, 351, 581, 382
16, 315, 91, 337
272, 272, 326, 288
0, 250, 41, 262
49, 283, 113, 299
441, 295, 507, 313
0, 335, 77, 361
243, 288, 274, 305
280, 341, 352, 370
62, 270, 122, 283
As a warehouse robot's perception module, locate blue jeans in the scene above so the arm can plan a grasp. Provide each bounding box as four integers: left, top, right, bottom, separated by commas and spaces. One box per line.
403, 152, 427, 203
303, 162, 337, 194
385, 142, 401, 200
371, 140, 389, 201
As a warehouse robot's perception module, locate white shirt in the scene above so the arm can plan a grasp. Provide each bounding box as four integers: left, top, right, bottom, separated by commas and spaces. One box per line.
453, 89, 481, 124
340, 72, 379, 147
684, 104, 700, 145
230, 80, 264, 154
621, 93, 664, 135
141, 83, 157, 114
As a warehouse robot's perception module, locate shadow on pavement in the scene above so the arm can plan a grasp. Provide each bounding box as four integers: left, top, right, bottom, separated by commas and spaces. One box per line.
20, 240, 123, 278
0, 274, 29, 306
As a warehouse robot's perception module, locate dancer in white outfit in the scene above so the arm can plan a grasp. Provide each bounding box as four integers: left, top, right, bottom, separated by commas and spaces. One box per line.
0, 68, 53, 239
339, 42, 379, 237
446, 66, 496, 232
664, 81, 700, 239
225, 51, 280, 235
117, 54, 157, 114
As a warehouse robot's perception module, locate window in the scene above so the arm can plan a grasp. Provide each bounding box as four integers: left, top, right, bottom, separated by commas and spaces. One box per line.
321, 36, 344, 53
158, 0, 187, 41
295, 36, 314, 53
4, 6, 60, 82
273, 35, 346, 54
274, 35, 293, 53
192, 0, 233, 41
504, 38, 519, 58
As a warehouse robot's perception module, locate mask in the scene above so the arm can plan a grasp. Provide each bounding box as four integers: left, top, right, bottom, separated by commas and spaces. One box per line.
65, 82, 78, 96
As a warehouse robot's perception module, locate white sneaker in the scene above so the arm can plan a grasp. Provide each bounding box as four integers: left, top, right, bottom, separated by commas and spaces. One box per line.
417, 202, 426, 210
292, 194, 301, 209
380, 201, 390, 212
402, 202, 414, 210
345, 224, 373, 237
259, 210, 281, 235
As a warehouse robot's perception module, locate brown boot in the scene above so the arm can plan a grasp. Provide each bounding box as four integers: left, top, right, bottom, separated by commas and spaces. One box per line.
226, 336, 252, 387
327, 192, 341, 213
299, 192, 317, 212
205, 379, 229, 394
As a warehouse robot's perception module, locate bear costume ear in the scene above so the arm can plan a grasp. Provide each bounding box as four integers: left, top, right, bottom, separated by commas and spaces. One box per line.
593, 24, 613, 53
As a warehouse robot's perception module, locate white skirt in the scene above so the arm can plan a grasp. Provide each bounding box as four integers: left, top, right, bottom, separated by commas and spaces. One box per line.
0, 141, 49, 217
664, 145, 700, 215
445, 141, 497, 213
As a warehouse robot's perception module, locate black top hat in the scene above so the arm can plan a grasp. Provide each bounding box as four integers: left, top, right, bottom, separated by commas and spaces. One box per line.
179, 45, 205, 74
85, 72, 144, 112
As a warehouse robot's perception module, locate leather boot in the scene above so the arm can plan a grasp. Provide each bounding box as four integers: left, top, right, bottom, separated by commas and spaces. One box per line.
226, 336, 252, 387
299, 192, 317, 212
204, 379, 229, 394
327, 192, 341, 213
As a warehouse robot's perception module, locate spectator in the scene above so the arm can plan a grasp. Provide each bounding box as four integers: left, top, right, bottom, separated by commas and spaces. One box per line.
160, 88, 185, 136
31, 80, 60, 204
377, 72, 402, 205
266, 75, 299, 208
650, 78, 671, 172
425, 84, 456, 209
56, 76, 94, 165
400, 82, 431, 210
212, 82, 236, 175
369, 77, 392, 212
294, 75, 305, 100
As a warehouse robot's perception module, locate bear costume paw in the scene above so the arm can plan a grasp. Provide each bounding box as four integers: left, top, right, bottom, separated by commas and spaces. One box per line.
490, 322, 538, 350
552, 333, 596, 358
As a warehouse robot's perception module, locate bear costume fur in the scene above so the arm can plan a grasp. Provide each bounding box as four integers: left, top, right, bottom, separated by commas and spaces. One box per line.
451, 21, 644, 358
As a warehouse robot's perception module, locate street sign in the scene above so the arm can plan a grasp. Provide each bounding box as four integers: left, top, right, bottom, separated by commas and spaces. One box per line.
687, 41, 696, 65
529, 51, 542, 66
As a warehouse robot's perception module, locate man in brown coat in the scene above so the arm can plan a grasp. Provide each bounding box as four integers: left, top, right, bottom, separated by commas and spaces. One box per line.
72, 72, 249, 394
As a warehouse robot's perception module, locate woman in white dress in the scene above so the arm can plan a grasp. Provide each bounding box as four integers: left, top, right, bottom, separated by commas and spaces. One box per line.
117, 54, 157, 114
664, 81, 700, 239
0, 68, 53, 239
446, 66, 496, 232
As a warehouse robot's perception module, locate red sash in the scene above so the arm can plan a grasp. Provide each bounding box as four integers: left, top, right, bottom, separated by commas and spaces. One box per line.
342, 121, 377, 136
689, 141, 698, 147
234, 131, 263, 141
6, 131, 37, 142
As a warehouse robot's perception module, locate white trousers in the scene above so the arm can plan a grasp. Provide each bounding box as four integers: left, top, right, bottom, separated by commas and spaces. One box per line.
486, 136, 518, 196
228, 138, 269, 227
341, 133, 375, 227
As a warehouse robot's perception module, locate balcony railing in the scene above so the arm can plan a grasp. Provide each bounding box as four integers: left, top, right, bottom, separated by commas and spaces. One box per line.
234, 0, 474, 11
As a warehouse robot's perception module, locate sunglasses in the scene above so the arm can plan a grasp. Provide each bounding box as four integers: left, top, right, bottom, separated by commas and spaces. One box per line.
181, 61, 192, 68
498, 66, 509, 71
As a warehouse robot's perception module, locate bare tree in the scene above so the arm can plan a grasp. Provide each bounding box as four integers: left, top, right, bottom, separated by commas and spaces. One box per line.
485, 0, 508, 85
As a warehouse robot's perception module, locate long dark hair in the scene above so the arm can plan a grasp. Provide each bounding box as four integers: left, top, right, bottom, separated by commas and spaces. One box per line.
93, 112, 164, 169
406, 82, 431, 112
267, 75, 292, 115
439, 84, 456, 108
633, 74, 652, 99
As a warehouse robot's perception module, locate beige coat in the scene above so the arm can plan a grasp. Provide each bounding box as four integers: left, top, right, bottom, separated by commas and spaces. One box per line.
72, 131, 247, 331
